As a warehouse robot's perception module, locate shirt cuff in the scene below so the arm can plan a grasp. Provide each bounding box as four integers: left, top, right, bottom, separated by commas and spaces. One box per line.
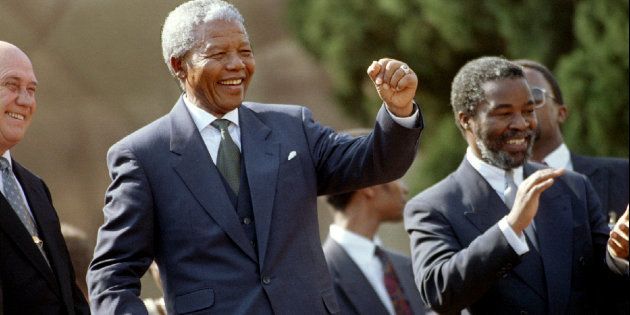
498, 216, 530, 255
608, 247, 630, 275
386, 103, 419, 128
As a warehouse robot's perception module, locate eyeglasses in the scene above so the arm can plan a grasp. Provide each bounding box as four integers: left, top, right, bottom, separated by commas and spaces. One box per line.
531, 87, 560, 108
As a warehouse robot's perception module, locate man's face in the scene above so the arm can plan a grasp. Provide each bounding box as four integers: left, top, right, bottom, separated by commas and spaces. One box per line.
522, 68, 564, 143
0, 47, 37, 152
374, 180, 409, 222
468, 78, 537, 169
181, 19, 255, 116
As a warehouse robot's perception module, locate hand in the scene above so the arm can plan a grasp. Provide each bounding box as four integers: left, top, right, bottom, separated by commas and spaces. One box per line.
367, 58, 418, 117
608, 206, 629, 259
507, 168, 565, 234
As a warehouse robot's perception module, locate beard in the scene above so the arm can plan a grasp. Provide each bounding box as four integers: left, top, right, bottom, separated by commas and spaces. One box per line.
475, 128, 535, 170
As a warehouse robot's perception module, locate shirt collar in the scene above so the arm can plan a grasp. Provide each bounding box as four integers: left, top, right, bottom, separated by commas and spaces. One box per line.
543, 143, 573, 170
466, 147, 524, 192
329, 224, 382, 265
2, 151, 12, 167
183, 94, 240, 132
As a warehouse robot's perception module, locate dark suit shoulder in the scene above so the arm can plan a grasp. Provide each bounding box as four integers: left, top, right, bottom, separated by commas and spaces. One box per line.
407, 172, 461, 214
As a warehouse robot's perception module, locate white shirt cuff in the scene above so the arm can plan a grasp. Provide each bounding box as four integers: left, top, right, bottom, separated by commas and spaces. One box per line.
386, 103, 419, 128
608, 247, 630, 275
498, 216, 530, 255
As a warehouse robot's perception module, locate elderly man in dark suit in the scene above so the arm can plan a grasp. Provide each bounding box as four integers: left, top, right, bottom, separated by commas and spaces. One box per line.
322, 129, 426, 315
0, 41, 89, 314
87, 0, 423, 314
514, 59, 629, 224
405, 56, 628, 314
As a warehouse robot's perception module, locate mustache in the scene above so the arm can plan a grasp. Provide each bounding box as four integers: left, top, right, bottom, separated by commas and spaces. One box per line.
499, 129, 535, 142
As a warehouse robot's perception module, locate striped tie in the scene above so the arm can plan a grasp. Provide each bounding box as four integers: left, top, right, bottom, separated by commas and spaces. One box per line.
375, 246, 412, 315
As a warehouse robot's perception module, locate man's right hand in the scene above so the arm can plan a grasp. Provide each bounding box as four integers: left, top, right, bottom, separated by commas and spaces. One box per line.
507, 168, 565, 234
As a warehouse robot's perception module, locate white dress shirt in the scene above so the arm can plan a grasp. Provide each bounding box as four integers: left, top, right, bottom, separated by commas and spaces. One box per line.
329, 224, 395, 315
0, 151, 35, 218
543, 143, 573, 170
183, 95, 420, 164
465, 148, 531, 255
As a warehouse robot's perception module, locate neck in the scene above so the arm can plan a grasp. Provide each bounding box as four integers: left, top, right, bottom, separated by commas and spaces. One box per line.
532, 134, 563, 162
333, 203, 380, 239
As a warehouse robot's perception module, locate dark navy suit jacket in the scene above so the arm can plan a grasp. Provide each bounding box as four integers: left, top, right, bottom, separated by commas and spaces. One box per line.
405, 159, 618, 314
323, 238, 426, 315
0, 160, 89, 315
571, 153, 629, 219
88, 97, 422, 314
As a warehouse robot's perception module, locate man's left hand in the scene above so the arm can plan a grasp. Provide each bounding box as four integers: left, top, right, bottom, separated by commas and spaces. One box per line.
367, 58, 418, 117
608, 206, 629, 260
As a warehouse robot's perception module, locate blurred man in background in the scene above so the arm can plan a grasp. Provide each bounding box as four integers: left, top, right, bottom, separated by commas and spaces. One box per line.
0, 40, 89, 314
514, 59, 629, 223
323, 129, 426, 315
515, 58, 630, 315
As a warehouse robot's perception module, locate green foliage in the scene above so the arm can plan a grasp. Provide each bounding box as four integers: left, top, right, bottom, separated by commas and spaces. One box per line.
287, 0, 629, 193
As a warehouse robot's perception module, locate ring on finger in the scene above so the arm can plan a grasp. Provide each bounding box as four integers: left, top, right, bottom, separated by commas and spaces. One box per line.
400, 65, 411, 75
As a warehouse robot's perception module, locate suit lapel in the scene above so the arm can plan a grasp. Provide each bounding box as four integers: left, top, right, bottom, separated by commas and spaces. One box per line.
239, 105, 279, 267
572, 154, 609, 212
458, 160, 508, 234
169, 98, 257, 262
323, 239, 389, 315
0, 164, 61, 298
525, 163, 572, 315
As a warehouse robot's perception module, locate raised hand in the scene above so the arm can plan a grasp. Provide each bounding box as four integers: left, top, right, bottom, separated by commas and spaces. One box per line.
367, 58, 418, 117
507, 168, 565, 234
608, 206, 629, 259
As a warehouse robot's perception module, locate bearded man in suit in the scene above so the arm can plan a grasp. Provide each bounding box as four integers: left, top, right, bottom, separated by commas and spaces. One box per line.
87, 0, 423, 314
405, 56, 628, 314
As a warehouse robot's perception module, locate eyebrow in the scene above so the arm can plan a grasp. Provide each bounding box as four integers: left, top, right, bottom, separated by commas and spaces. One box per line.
2, 75, 38, 86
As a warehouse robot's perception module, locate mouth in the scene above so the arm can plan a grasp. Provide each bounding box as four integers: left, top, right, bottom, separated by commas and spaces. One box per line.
218, 78, 244, 86
6, 112, 25, 121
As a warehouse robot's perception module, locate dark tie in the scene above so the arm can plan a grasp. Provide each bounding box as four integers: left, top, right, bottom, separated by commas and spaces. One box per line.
211, 119, 241, 194
375, 247, 412, 315
0, 157, 50, 266
504, 170, 539, 251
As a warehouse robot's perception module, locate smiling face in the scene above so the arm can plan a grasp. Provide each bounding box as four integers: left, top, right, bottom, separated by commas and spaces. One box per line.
0, 44, 37, 154
465, 77, 537, 169
178, 19, 255, 117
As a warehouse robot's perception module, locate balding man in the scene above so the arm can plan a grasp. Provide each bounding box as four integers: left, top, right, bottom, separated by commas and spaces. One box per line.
0, 41, 89, 314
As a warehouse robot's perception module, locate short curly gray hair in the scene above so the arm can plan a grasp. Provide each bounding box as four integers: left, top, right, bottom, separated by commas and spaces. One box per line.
161, 0, 245, 77
450, 56, 524, 132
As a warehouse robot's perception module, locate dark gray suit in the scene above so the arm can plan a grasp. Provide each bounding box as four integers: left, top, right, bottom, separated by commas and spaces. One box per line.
88, 97, 422, 314
571, 153, 629, 219
405, 159, 617, 314
0, 160, 89, 315
323, 238, 426, 315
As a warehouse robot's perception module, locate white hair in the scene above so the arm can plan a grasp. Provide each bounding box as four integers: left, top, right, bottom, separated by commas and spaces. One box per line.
161, 0, 245, 76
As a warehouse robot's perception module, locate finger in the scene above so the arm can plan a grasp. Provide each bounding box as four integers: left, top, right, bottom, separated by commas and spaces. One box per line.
608, 238, 628, 258
367, 61, 382, 83
375, 58, 392, 87
383, 60, 402, 90
389, 67, 407, 90
528, 178, 556, 196
523, 168, 564, 189
395, 71, 418, 92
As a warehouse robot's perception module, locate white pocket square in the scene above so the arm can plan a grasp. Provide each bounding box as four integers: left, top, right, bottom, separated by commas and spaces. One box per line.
288, 151, 297, 160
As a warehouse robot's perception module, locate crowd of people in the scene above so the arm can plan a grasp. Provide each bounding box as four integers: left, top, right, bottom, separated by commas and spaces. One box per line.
0, 0, 627, 314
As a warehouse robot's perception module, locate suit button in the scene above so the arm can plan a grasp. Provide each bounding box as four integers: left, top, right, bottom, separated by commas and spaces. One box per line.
520, 311, 528, 315
250, 241, 256, 248
262, 276, 271, 285
243, 217, 252, 225
502, 273, 508, 278
579, 256, 586, 266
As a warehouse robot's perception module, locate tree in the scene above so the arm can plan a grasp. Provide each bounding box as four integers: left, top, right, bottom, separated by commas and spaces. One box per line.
287, 0, 627, 191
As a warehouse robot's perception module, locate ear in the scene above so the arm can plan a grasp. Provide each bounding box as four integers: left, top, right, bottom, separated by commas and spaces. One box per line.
556, 104, 568, 124
458, 111, 472, 130
170, 56, 186, 79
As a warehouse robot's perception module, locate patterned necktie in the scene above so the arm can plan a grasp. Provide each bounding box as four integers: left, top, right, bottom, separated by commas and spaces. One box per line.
211, 119, 241, 195
504, 170, 539, 251
0, 157, 50, 266
375, 246, 412, 315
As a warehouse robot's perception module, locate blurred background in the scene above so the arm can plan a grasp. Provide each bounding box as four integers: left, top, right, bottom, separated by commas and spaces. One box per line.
1, 0, 628, 300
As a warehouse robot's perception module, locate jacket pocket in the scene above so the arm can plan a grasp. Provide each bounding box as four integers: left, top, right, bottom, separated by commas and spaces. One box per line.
174, 288, 214, 314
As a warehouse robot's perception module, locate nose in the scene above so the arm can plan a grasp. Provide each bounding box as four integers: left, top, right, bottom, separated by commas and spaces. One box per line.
225, 53, 245, 71
16, 88, 35, 107
509, 112, 531, 130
